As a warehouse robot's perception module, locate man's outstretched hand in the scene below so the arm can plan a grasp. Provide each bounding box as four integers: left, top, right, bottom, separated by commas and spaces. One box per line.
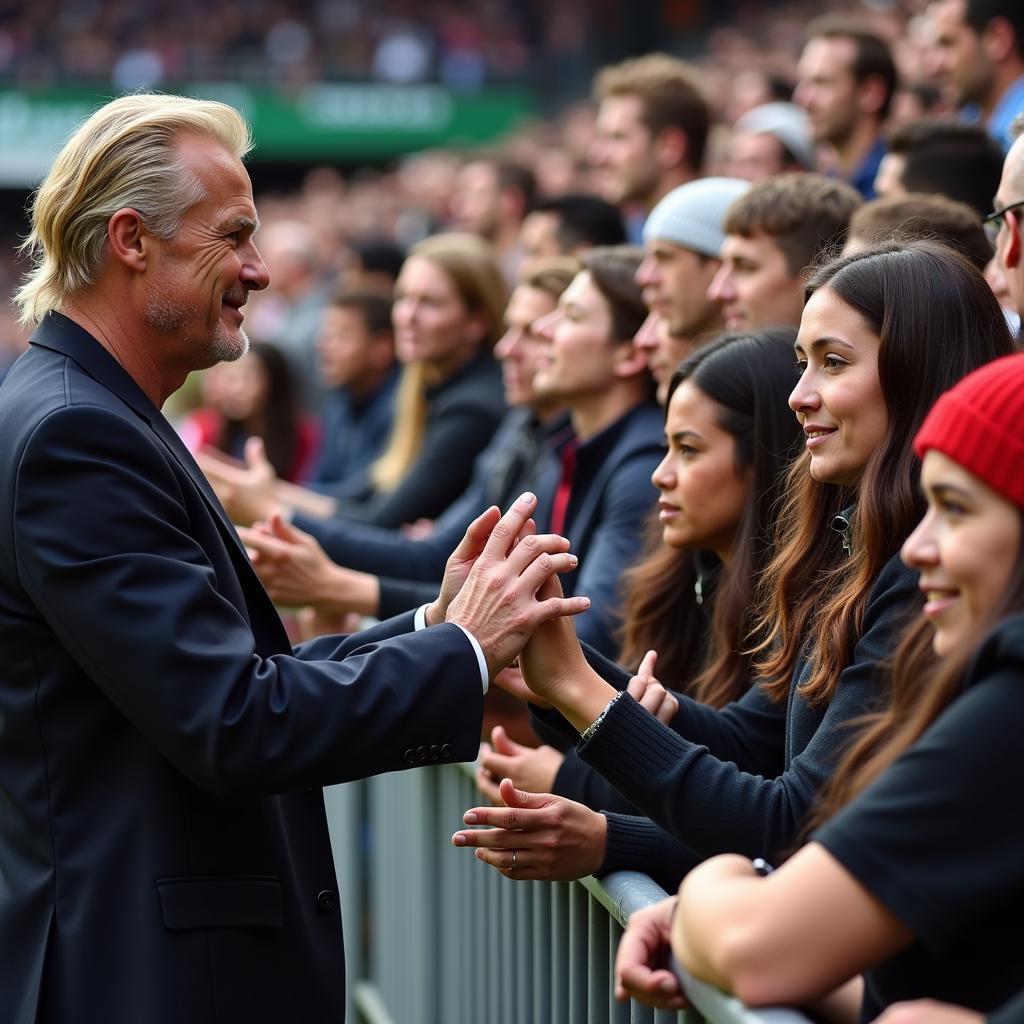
443, 492, 590, 678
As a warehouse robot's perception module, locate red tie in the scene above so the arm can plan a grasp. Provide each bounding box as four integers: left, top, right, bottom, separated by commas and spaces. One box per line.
549, 440, 578, 536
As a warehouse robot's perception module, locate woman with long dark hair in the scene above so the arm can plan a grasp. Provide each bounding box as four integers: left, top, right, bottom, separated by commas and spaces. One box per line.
464, 241, 1012, 879
654, 352, 1024, 1020
456, 327, 804, 882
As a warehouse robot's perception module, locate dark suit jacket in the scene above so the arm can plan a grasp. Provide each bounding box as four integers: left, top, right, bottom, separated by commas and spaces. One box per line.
0, 313, 483, 1024
534, 401, 664, 657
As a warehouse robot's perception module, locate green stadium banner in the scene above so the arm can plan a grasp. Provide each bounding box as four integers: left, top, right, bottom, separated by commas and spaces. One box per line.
0, 84, 534, 185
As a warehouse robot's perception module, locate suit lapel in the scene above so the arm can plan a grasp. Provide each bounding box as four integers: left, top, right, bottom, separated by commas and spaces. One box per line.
32, 313, 292, 649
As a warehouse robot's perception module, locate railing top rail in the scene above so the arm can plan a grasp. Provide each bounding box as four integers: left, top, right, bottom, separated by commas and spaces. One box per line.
459, 759, 811, 1024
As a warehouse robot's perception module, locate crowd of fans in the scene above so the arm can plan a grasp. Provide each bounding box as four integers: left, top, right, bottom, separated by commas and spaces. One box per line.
5, 0, 1024, 1020
172, 0, 1024, 1018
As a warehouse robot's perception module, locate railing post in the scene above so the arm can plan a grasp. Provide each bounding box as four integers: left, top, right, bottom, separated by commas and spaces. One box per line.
326, 763, 813, 1024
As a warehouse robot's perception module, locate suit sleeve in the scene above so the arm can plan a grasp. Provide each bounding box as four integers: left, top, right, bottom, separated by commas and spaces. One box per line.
13, 404, 483, 797
291, 509, 462, 583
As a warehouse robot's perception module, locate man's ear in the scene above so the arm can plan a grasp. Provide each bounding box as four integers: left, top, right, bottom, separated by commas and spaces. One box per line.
1005, 209, 1022, 270
369, 330, 397, 371
107, 208, 151, 272
653, 125, 688, 173
981, 16, 1016, 64
856, 74, 889, 119
613, 338, 651, 380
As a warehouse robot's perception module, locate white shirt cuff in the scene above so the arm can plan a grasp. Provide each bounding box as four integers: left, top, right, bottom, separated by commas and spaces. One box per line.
414, 604, 489, 693
414, 603, 429, 631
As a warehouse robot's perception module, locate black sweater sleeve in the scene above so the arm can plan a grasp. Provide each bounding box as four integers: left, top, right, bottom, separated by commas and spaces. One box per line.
574, 556, 919, 861
599, 812, 703, 892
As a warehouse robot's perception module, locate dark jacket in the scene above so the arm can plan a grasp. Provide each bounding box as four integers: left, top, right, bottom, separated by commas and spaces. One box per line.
308, 365, 400, 497
330, 348, 506, 528
0, 313, 483, 1024
817, 611, 1024, 1019
296, 408, 570, 618
534, 549, 919, 870
534, 401, 664, 657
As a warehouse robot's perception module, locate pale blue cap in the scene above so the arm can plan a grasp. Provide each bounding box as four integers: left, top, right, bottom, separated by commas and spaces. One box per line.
642, 177, 751, 258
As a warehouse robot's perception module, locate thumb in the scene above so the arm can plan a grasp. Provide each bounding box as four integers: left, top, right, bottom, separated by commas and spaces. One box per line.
268, 511, 299, 544
490, 724, 524, 756
639, 649, 658, 677
498, 776, 546, 809
244, 435, 271, 471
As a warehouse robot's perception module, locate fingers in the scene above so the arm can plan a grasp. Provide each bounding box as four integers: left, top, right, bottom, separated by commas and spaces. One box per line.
234, 528, 293, 562
654, 691, 679, 725
639, 649, 657, 677
490, 724, 524, 756
505, 532, 573, 582
451, 506, 501, 565
614, 901, 687, 1009
614, 966, 687, 1010
514, 549, 579, 603
479, 492, 538, 562
513, 517, 537, 546
268, 511, 300, 544
478, 747, 516, 778
198, 454, 248, 485
243, 435, 270, 470
536, 594, 591, 624
630, 677, 672, 720
459, 789, 548, 830
474, 764, 502, 805
498, 776, 535, 809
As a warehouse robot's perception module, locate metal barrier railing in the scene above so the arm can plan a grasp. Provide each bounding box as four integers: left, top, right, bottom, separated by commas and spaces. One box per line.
324, 763, 811, 1024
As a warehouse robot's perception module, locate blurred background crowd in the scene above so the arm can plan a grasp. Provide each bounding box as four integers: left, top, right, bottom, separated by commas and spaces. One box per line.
0, 0, 1012, 381
5, 2, 1024, 1018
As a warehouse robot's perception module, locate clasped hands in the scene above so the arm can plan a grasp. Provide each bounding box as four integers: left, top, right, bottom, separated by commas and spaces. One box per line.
432, 493, 590, 679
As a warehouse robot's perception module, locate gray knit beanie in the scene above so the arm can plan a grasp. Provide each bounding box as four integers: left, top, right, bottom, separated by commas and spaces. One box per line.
733, 102, 816, 170
642, 177, 751, 258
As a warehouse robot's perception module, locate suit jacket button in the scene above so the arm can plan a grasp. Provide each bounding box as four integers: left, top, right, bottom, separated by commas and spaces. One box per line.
440, 743, 452, 759
429, 744, 440, 761
403, 748, 416, 765
316, 890, 337, 913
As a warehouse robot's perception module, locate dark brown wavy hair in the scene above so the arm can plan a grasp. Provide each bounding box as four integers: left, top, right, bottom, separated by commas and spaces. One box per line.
814, 511, 1024, 824
752, 241, 1014, 706
619, 327, 803, 706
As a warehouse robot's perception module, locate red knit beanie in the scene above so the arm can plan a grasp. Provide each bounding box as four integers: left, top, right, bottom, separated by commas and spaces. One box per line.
914, 352, 1024, 509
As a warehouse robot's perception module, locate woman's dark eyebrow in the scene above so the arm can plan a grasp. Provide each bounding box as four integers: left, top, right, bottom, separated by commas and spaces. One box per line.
669, 428, 703, 444
804, 335, 855, 352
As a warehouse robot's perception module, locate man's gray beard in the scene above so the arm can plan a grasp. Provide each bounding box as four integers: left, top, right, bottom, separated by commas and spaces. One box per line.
143, 288, 248, 366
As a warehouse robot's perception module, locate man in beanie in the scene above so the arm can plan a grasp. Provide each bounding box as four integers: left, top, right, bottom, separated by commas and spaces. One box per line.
727, 102, 817, 182
634, 176, 750, 404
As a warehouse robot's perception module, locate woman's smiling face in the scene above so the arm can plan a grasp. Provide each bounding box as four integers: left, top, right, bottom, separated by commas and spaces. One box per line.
902, 449, 1021, 656
789, 287, 888, 487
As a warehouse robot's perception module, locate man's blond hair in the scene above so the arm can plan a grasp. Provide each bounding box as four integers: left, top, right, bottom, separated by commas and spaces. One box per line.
15, 93, 252, 326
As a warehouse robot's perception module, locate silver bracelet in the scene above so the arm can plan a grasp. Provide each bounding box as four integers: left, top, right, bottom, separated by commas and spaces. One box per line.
580, 692, 623, 743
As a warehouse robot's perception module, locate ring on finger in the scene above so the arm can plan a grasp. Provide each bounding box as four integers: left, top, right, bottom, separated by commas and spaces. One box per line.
511, 849, 517, 873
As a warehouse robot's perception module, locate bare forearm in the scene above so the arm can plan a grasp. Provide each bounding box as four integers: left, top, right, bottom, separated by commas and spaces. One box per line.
315, 565, 380, 617
273, 480, 338, 519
